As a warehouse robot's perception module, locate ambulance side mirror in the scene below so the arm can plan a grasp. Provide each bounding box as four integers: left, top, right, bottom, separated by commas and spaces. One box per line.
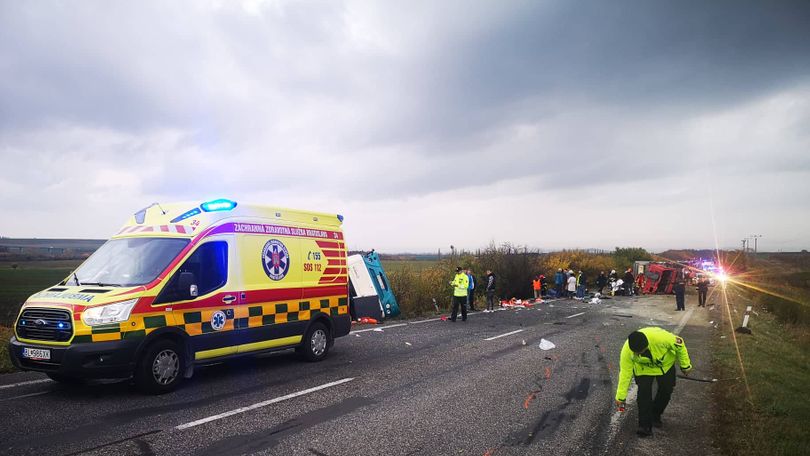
178, 272, 198, 300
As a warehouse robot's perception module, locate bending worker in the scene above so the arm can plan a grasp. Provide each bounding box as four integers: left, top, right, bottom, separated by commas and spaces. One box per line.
615, 327, 693, 437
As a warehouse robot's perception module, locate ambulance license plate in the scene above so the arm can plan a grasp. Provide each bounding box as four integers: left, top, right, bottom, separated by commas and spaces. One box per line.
22, 348, 51, 360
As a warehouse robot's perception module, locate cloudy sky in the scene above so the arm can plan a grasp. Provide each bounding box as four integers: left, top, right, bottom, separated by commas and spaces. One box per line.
1, 0, 809, 253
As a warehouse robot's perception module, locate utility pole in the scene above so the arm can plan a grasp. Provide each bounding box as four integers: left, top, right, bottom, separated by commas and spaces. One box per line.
750, 235, 762, 253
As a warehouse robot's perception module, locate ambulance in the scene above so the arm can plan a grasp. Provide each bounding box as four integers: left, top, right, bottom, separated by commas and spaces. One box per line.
8, 199, 350, 393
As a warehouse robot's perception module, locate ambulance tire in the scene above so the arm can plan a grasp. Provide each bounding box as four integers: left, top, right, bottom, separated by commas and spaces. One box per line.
298, 322, 330, 362
135, 339, 185, 394
46, 373, 84, 386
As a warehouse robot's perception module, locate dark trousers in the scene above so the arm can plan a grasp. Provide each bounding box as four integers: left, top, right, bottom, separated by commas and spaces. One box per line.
698, 289, 707, 306
486, 291, 496, 310
635, 367, 676, 428
451, 295, 468, 321
467, 289, 476, 310
675, 294, 685, 310
556, 284, 563, 297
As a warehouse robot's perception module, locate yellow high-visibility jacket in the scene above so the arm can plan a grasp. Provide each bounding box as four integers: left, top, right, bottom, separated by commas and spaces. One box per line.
452, 273, 470, 297
615, 327, 692, 401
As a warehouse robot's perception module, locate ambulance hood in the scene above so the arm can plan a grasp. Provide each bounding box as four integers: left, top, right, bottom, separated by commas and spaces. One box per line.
24, 285, 145, 311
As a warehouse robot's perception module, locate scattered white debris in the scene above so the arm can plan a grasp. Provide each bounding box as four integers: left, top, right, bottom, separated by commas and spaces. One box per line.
538, 339, 556, 351
709, 321, 714, 324
590, 298, 602, 304
373, 328, 384, 332
405, 342, 412, 346
720, 335, 726, 338
522, 339, 526, 346
354, 334, 361, 337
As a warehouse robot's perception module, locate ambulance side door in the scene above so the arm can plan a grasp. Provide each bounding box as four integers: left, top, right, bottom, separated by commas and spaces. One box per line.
235, 232, 305, 353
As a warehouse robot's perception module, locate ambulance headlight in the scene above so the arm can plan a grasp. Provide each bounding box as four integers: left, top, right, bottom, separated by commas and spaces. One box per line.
82, 299, 138, 326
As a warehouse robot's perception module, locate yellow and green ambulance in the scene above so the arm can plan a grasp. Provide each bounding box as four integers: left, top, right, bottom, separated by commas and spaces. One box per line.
8, 199, 350, 393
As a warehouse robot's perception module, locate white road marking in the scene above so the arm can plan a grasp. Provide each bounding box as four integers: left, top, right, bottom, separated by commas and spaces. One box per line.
409, 317, 443, 324
0, 390, 51, 402
0, 379, 51, 390
565, 312, 586, 319
175, 377, 355, 430
674, 307, 695, 334
483, 329, 524, 341
350, 323, 408, 334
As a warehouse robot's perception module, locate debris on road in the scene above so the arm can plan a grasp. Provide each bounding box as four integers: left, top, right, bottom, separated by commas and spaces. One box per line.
405, 342, 412, 346
539, 339, 556, 350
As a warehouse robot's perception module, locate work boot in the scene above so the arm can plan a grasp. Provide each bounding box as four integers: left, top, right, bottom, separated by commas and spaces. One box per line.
636, 426, 653, 437
652, 416, 663, 428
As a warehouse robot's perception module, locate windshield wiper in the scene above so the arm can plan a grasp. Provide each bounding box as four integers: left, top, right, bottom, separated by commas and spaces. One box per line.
73, 272, 81, 286
80, 282, 124, 287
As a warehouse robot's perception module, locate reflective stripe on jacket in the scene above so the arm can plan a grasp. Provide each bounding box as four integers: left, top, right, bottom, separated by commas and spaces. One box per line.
615, 327, 692, 401
453, 273, 470, 297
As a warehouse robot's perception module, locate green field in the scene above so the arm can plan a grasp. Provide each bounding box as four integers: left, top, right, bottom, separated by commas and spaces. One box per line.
381, 259, 439, 273
0, 261, 81, 326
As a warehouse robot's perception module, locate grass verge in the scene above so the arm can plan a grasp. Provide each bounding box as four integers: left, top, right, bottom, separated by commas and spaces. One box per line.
712, 288, 810, 455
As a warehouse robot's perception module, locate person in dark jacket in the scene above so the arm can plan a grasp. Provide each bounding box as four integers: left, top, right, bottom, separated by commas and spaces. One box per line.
673, 281, 686, 311
485, 270, 496, 312
539, 274, 548, 296
623, 269, 635, 296
596, 271, 608, 294
554, 269, 565, 298
466, 269, 477, 311
696, 275, 710, 307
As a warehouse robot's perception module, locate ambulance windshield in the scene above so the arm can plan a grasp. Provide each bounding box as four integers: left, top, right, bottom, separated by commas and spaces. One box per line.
72, 237, 189, 287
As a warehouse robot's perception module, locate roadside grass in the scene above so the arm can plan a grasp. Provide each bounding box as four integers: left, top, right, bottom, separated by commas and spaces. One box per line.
0, 326, 15, 373
712, 289, 810, 455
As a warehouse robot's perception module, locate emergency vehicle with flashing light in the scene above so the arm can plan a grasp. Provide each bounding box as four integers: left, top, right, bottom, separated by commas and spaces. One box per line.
8, 199, 350, 393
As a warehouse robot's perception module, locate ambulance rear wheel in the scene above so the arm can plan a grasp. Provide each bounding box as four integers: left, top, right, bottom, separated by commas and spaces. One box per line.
298, 322, 330, 362
135, 339, 185, 394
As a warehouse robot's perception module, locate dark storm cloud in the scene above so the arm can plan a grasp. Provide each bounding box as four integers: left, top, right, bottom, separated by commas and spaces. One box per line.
1, 0, 808, 249
376, 0, 810, 146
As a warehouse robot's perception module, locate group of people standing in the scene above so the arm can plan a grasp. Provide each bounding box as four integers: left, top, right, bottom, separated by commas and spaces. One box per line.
672, 274, 711, 311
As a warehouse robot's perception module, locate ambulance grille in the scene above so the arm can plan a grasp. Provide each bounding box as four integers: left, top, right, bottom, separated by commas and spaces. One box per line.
16, 308, 73, 342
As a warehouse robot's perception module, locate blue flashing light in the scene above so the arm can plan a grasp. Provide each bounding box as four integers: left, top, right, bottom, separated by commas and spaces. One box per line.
57, 322, 65, 329
170, 207, 202, 223
20, 320, 26, 326
201, 199, 238, 212
337, 214, 344, 222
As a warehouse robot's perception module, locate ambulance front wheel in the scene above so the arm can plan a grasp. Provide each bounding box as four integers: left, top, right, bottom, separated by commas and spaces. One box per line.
135, 339, 185, 394
298, 322, 330, 362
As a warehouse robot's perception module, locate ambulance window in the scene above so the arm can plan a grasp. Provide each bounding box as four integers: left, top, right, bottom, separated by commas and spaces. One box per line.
156, 241, 228, 303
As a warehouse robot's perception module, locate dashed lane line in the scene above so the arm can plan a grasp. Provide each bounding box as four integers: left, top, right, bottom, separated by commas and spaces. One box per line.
0, 379, 51, 390
0, 390, 52, 402
175, 377, 356, 430
350, 323, 408, 334
565, 312, 586, 319
483, 329, 525, 341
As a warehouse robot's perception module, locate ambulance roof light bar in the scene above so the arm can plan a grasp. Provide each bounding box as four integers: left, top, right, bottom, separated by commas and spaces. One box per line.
200, 198, 238, 212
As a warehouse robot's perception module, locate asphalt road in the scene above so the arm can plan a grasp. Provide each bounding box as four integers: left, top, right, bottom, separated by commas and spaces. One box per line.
0, 294, 718, 456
